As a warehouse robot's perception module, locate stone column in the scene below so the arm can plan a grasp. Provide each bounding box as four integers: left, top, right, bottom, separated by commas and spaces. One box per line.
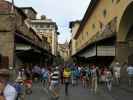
0, 14, 15, 69
116, 41, 129, 82
116, 41, 128, 64
0, 31, 15, 68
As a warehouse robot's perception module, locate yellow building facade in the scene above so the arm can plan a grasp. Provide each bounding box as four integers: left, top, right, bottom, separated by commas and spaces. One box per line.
74, 0, 133, 65
58, 43, 70, 61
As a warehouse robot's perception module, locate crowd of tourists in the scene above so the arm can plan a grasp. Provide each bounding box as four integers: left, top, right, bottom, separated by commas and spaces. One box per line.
0, 61, 133, 100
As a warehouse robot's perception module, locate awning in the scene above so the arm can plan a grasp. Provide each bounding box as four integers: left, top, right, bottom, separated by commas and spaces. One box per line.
78, 46, 96, 58
15, 43, 41, 54
97, 46, 115, 56
16, 44, 32, 51
78, 45, 115, 58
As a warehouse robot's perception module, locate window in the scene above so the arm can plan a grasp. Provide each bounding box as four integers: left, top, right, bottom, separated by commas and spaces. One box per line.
103, 9, 107, 17
44, 37, 48, 41
49, 29, 52, 31
99, 21, 103, 29
111, 0, 114, 3
116, 0, 120, 4
40, 24, 44, 28
46, 30, 49, 33
37, 29, 40, 32
40, 32, 43, 35
46, 25, 50, 28
92, 24, 95, 29
35, 25, 38, 28
50, 25, 54, 28
25, 9, 28, 14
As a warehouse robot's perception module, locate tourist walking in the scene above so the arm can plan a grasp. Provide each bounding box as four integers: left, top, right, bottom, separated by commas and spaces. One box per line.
127, 64, 133, 87
104, 68, 113, 91
41, 67, 49, 88
81, 67, 87, 88
113, 62, 121, 85
49, 66, 60, 99
63, 67, 71, 96
71, 68, 77, 86
86, 66, 91, 89
90, 64, 98, 93
32, 64, 41, 82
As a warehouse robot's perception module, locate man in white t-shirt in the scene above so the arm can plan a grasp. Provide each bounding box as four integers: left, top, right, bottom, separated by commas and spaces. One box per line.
0, 68, 17, 100
113, 62, 121, 85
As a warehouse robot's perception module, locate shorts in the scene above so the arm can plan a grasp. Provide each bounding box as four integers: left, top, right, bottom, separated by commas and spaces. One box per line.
50, 81, 59, 91
64, 78, 70, 83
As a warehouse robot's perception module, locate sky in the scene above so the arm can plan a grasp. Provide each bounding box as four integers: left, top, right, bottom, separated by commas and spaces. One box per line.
6, 0, 91, 43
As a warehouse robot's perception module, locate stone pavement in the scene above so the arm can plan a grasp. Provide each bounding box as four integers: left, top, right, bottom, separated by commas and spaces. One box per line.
101, 84, 133, 100
119, 83, 133, 92
26, 82, 133, 100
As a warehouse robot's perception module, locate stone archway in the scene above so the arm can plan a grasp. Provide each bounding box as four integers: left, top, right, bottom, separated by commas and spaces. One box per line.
127, 26, 133, 65
116, 2, 133, 64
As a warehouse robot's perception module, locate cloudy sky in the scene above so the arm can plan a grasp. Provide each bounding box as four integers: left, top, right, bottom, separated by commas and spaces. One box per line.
6, 0, 91, 43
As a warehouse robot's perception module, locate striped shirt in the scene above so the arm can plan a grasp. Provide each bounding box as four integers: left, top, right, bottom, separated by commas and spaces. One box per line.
51, 70, 60, 82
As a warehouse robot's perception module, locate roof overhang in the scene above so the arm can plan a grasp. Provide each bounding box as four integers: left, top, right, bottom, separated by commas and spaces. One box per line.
16, 44, 32, 51
74, 0, 99, 39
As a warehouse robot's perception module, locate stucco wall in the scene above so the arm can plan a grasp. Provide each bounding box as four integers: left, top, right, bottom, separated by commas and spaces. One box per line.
75, 0, 133, 54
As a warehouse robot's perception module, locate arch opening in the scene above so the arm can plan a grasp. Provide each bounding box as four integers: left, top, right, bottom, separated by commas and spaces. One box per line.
117, 2, 133, 64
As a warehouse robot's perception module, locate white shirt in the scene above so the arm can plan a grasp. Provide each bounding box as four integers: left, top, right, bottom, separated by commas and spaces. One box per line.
114, 67, 121, 73
114, 67, 121, 78
127, 66, 133, 75
4, 84, 17, 100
